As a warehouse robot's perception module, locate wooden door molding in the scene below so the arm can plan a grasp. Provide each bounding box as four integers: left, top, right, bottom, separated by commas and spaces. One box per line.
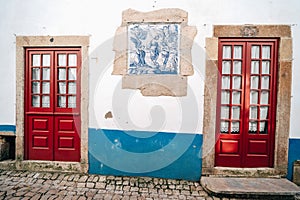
25, 48, 81, 162
215, 39, 278, 168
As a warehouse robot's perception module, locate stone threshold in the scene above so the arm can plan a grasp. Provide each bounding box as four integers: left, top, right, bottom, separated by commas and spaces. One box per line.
0, 160, 88, 174
201, 177, 300, 200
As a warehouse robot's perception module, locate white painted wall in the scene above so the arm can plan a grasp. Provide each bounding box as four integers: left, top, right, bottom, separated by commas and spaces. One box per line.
0, 0, 299, 137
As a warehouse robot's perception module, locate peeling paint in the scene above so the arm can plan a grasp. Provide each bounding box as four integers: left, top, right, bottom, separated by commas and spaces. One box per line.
105, 111, 113, 119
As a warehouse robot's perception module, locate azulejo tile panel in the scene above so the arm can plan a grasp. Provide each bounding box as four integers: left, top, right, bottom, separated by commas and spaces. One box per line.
128, 24, 180, 75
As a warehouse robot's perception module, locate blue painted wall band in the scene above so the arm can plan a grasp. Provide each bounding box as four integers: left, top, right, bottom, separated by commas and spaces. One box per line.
287, 138, 300, 180
88, 128, 202, 181
0, 125, 16, 132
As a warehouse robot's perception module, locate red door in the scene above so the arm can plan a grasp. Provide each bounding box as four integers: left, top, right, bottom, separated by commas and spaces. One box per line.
215, 39, 278, 167
25, 48, 81, 162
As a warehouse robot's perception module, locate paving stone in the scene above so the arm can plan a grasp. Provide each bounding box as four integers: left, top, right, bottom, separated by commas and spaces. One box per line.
86, 182, 95, 188
130, 187, 139, 192
67, 174, 75, 181
87, 175, 94, 182
57, 174, 65, 180
95, 182, 106, 189
139, 188, 149, 193
77, 182, 86, 188
78, 175, 88, 183
99, 175, 106, 182
92, 176, 99, 182
73, 174, 80, 182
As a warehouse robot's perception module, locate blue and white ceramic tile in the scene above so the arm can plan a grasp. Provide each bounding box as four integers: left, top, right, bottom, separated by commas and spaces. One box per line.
128, 24, 180, 75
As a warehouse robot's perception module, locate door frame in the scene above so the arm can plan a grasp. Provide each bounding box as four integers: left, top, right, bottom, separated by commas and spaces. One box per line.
16, 36, 89, 172
202, 25, 292, 177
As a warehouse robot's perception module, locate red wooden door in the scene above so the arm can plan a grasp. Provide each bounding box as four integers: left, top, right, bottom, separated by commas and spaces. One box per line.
25, 48, 81, 162
215, 39, 278, 167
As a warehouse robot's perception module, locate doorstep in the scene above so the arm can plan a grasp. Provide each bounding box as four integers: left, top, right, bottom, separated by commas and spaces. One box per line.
0, 160, 88, 173
201, 177, 300, 199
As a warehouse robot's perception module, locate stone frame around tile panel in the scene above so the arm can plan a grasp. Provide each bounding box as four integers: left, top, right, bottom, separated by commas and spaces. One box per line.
202, 25, 292, 177
113, 9, 197, 96
15, 36, 89, 173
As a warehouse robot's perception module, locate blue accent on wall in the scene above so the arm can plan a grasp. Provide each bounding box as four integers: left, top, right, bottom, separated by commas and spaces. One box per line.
0, 125, 16, 132
287, 138, 300, 180
88, 128, 202, 181
102, 129, 176, 153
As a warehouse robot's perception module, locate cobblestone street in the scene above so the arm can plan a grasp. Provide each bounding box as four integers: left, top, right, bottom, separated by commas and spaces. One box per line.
0, 170, 212, 200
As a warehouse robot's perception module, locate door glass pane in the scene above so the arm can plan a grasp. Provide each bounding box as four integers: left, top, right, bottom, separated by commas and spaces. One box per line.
68, 96, 76, 108
42, 54, 50, 66
261, 76, 270, 89
220, 121, 229, 133
222, 61, 231, 74
42, 82, 50, 94
233, 61, 242, 74
250, 91, 258, 104
58, 96, 66, 108
32, 68, 40, 80
260, 122, 268, 133
231, 106, 240, 120
260, 106, 269, 120
222, 46, 231, 59
32, 54, 40, 66
231, 122, 240, 133
68, 82, 76, 94
68, 68, 77, 80
233, 46, 242, 59
251, 46, 260, 59
221, 106, 230, 119
68, 54, 77, 66
42, 95, 50, 108
232, 76, 241, 89
58, 82, 66, 94
221, 91, 230, 104
251, 76, 259, 89
249, 106, 258, 119
249, 121, 257, 132
42, 68, 50, 80
58, 68, 66, 80
222, 76, 230, 89
251, 61, 259, 74
262, 46, 271, 59
32, 82, 40, 94
262, 61, 270, 74
58, 54, 66, 66
32, 95, 40, 107
261, 91, 269, 104
232, 91, 241, 104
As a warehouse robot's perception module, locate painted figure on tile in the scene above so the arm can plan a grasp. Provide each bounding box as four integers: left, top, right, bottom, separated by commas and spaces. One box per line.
128, 24, 179, 75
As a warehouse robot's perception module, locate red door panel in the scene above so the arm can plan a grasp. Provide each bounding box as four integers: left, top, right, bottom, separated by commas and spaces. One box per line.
54, 116, 80, 161
27, 115, 53, 160
25, 48, 81, 162
215, 39, 277, 168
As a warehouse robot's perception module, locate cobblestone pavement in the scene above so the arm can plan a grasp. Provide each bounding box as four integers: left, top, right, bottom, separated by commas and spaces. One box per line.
0, 170, 213, 200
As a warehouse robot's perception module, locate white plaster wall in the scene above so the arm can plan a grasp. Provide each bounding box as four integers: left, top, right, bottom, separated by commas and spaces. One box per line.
0, 0, 299, 137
